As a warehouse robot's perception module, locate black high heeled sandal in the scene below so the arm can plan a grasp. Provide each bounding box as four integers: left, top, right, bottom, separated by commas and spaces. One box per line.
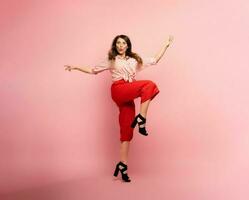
131, 113, 148, 136
113, 161, 131, 182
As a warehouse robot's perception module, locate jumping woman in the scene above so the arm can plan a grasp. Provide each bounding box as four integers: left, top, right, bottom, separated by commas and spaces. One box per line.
64, 34, 174, 182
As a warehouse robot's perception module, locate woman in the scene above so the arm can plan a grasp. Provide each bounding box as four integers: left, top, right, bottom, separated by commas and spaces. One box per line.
64, 34, 173, 182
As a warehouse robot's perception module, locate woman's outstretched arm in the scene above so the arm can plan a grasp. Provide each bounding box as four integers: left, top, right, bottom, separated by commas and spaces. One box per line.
154, 35, 174, 63
64, 65, 94, 74
64, 59, 110, 75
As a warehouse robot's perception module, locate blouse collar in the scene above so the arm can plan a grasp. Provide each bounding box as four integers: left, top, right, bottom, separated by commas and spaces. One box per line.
116, 55, 130, 60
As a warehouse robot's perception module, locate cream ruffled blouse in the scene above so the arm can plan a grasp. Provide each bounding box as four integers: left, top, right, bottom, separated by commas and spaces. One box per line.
92, 55, 157, 82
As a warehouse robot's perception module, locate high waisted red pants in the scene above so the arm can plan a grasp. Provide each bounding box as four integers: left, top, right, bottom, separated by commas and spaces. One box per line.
111, 79, 160, 142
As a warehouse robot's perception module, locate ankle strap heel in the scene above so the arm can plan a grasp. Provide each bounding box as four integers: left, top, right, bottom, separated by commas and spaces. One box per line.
113, 161, 131, 182
131, 113, 148, 136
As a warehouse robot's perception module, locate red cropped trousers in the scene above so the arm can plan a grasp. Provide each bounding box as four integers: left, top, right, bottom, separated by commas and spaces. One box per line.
111, 79, 160, 142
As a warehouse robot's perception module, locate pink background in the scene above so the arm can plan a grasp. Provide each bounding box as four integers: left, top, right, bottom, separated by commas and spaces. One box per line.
1, 0, 249, 199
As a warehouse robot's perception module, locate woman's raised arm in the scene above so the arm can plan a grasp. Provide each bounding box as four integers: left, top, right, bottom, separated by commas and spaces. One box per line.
154, 35, 174, 63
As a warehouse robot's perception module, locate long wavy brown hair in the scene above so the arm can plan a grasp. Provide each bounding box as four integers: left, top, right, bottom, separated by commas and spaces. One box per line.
108, 35, 143, 67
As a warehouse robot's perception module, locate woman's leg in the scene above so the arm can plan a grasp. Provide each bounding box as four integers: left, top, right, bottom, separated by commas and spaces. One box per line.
120, 141, 130, 164
113, 80, 159, 133
118, 100, 152, 164
112, 80, 159, 118
140, 99, 151, 118
118, 101, 135, 165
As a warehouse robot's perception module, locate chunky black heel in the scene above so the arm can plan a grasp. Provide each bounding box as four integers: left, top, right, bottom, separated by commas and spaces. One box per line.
113, 165, 119, 177
131, 113, 148, 136
113, 161, 131, 182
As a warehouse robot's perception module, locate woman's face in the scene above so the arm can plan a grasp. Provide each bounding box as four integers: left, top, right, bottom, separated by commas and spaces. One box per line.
116, 37, 128, 56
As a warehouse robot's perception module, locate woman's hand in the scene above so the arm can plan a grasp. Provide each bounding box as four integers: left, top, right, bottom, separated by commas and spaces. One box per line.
64, 65, 75, 72
165, 35, 174, 47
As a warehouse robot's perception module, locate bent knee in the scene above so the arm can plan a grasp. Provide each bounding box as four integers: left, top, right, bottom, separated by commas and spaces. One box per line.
147, 80, 158, 88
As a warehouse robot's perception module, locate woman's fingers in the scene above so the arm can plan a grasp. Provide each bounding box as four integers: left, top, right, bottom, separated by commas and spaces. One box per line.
64, 65, 72, 71
166, 35, 174, 46
169, 35, 174, 42
165, 35, 174, 46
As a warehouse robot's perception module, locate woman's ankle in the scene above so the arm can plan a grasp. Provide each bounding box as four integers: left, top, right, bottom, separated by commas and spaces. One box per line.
121, 160, 127, 165
139, 112, 146, 118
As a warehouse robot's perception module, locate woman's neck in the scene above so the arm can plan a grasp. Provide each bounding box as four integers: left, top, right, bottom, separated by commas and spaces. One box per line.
118, 53, 126, 58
